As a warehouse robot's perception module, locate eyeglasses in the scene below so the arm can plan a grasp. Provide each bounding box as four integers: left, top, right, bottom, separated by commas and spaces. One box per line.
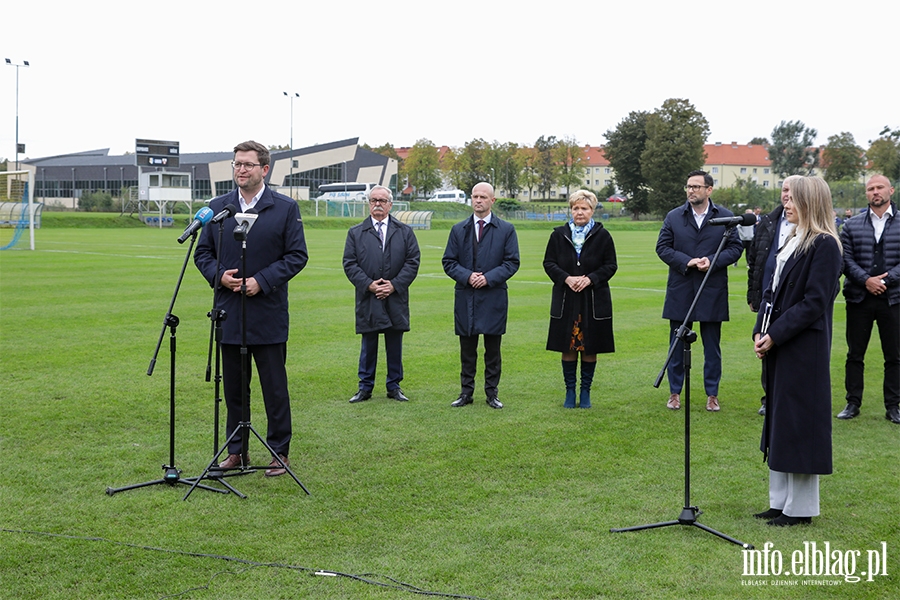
684, 185, 710, 192
232, 161, 262, 171
369, 198, 391, 204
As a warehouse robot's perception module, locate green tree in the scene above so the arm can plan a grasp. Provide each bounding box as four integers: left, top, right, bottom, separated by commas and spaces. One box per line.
516, 146, 540, 201
78, 191, 114, 212
768, 120, 819, 177
821, 132, 865, 182
403, 139, 442, 199
712, 177, 771, 213
534, 135, 559, 199
441, 147, 466, 192
641, 98, 710, 215
457, 138, 492, 194
489, 142, 522, 199
867, 126, 900, 182
749, 137, 769, 146
363, 143, 401, 161
268, 144, 290, 151
603, 111, 651, 219
553, 136, 586, 198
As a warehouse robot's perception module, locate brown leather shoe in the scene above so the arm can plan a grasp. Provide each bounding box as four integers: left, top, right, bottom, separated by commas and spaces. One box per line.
706, 396, 720, 412
218, 453, 249, 470
666, 393, 680, 410
265, 454, 290, 477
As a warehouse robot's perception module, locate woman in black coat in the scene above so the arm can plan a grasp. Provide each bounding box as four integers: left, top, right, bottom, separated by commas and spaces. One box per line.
752, 176, 843, 526
543, 190, 617, 408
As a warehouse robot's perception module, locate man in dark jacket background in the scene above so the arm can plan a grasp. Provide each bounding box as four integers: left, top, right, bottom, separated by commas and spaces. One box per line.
837, 174, 900, 424
194, 140, 308, 477
746, 175, 801, 415
342, 185, 420, 403
443, 182, 520, 409
656, 170, 743, 412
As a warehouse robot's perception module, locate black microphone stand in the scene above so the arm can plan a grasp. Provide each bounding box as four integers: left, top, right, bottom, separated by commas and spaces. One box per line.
106, 232, 227, 497
610, 224, 753, 549
184, 216, 309, 500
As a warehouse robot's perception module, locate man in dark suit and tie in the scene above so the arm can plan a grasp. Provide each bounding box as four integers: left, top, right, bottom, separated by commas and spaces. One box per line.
194, 140, 308, 477
442, 182, 520, 409
342, 185, 420, 403
656, 170, 743, 412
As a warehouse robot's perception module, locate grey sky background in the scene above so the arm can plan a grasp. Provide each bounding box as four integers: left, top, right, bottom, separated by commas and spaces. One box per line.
3, 1, 896, 161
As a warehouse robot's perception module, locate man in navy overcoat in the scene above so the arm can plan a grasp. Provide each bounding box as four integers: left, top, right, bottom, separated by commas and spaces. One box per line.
656, 170, 742, 412
195, 141, 308, 476
442, 182, 519, 409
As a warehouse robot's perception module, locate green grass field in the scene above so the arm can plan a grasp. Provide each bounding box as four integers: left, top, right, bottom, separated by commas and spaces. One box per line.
0, 223, 897, 599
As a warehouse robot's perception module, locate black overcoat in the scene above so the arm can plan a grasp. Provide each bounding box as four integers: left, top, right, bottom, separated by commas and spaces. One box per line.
442, 215, 520, 336
753, 234, 842, 474
194, 187, 308, 346
342, 215, 420, 333
656, 201, 743, 322
543, 223, 617, 354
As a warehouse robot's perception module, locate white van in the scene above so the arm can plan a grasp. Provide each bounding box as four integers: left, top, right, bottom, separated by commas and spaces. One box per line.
316, 182, 375, 202
428, 189, 468, 204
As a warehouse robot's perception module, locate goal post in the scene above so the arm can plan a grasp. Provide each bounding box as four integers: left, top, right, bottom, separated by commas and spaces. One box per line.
0, 170, 37, 251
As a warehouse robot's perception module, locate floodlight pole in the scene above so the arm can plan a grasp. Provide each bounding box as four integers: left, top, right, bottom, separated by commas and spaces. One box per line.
5, 58, 29, 171
283, 92, 299, 200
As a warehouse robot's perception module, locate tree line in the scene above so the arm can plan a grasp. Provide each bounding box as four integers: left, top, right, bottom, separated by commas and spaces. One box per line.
363, 101, 900, 220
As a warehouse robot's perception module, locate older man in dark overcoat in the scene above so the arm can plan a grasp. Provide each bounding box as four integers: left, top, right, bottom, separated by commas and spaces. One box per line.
442, 182, 520, 409
342, 185, 420, 403
656, 170, 743, 412
194, 140, 308, 477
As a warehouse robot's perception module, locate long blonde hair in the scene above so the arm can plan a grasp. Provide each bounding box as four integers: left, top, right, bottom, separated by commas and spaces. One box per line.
788, 176, 842, 255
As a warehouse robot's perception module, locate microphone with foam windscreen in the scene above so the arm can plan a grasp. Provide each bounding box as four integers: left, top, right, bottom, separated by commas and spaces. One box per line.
708, 214, 757, 227
177, 207, 214, 243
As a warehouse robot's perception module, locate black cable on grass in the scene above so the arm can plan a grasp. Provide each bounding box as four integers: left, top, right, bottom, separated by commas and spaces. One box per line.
2, 528, 489, 600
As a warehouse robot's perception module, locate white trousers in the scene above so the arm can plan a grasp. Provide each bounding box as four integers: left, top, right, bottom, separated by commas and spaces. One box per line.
769, 470, 820, 517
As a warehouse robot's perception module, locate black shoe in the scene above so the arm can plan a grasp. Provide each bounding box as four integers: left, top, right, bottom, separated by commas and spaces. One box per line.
451, 395, 473, 407
349, 389, 372, 403
886, 406, 900, 424
836, 404, 860, 419
758, 405, 766, 416
387, 388, 409, 402
767, 514, 812, 527
486, 396, 503, 409
753, 508, 782, 520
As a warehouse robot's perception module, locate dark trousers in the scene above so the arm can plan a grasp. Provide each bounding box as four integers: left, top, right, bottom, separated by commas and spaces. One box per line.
845, 296, 900, 408
358, 330, 404, 392
221, 342, 292, 457
459, 334, 502, 398
667, 320, 722, 396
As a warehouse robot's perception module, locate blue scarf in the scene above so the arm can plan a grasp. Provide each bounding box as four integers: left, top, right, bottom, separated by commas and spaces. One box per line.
569, 219, 595, 258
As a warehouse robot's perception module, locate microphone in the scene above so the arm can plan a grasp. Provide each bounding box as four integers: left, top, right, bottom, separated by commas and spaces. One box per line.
211, 203, 238, 224
177, 207, 214, 243
708, 214, 757, 227
233, 207, 258, 241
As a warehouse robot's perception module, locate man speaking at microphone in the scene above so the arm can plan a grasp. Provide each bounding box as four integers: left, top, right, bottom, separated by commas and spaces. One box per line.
656, 170, 743, 412
194, 140, 308, 476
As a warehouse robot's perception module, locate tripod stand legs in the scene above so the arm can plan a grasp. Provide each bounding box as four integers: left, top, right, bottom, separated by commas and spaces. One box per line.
106, 464, 230, 496
183, 420, 310, 501
610, 506, 753, 549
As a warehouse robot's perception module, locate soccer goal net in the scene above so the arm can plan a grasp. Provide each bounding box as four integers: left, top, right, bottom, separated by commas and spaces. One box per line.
0, 170, 39, 251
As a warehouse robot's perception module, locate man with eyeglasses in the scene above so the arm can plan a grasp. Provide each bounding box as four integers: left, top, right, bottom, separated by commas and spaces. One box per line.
195, 140, 308, 477
342, 185, 420, 404
443, 182, 520, 409
656, 170, 743, 412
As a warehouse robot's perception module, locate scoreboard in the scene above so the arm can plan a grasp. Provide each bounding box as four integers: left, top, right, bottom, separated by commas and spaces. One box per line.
136, 139, 180, 167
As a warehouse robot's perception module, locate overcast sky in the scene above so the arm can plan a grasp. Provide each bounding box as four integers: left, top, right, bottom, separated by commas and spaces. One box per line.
2, 1, 897, 161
